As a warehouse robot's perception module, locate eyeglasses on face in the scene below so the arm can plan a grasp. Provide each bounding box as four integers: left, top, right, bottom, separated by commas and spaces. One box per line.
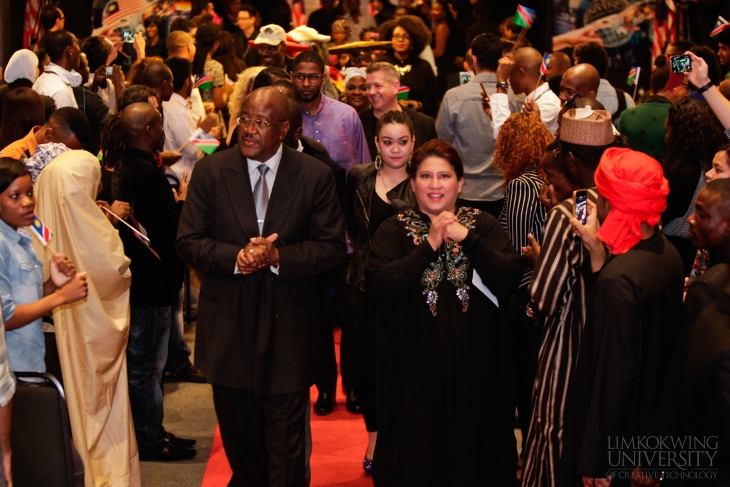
392, 34, 411, 40
237, 116, 274, 128
293, 73, 322, 83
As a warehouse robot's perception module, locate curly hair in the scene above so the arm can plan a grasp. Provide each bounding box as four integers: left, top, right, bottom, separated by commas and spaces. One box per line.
573, 41, 609, 77
387, 16, 432, 55
664, 98, 728, 176
332, 19, 353, 39
492, 113, 553, 185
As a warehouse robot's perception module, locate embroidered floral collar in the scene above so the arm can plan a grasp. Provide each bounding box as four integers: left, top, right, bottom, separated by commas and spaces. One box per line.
397, 207, 480, 316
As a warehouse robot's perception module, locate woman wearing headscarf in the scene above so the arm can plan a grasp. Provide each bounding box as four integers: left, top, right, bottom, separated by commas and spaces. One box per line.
0, 49, 55, 126
33, 150, 140, 487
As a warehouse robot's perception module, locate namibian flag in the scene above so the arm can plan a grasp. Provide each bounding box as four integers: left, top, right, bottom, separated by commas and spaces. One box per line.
194, 74, 214, 91
30, 216, 53, 246
513, 5, 537, 30
189, 128, 220, 155
541, 52, 551, 76
626, 66, 640, 86
710, 16, 729, 40
397, 85, 410, 100
133, 229, 161, 260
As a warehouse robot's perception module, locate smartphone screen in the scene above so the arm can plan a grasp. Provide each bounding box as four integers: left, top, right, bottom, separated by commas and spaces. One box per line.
574, 190, 587, 225
670, 55, 692, 75
123, 31, 135, 43
105, 66, 113, 77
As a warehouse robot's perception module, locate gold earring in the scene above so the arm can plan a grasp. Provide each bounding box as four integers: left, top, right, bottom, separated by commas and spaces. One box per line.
408, 153, 412, 168
374, 153, 382, 170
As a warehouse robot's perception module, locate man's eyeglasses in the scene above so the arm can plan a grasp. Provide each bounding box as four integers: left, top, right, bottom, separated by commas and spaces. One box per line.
293, 73, 322, 83
237, 116, 286, 128
392, 34, 411, 41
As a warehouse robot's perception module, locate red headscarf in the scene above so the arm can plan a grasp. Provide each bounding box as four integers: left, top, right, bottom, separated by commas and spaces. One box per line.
595, 147, 669, 255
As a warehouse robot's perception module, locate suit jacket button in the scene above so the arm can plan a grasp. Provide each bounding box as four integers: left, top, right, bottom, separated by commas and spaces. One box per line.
275, 313, 280, 319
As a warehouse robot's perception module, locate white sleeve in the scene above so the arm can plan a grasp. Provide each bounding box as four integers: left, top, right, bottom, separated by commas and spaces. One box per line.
490, 93, 511, 141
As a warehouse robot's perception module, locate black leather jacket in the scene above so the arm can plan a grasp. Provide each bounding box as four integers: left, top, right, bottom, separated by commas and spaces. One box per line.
344, 162, 415, 290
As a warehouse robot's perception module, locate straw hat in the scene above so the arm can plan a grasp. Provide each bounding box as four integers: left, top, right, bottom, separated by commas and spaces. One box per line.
560, 107, 614, 146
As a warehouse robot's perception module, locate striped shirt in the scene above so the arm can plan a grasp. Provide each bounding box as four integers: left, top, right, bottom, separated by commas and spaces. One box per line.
499, 167, 546, 290
521, 188, 598, 487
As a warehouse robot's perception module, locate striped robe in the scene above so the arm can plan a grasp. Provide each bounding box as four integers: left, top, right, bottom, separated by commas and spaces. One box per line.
520, 188, 598, 487
499, 167, 546, 289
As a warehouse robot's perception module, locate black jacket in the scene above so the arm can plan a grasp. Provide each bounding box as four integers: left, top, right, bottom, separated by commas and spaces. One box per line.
176, 144, 346, 395
300, 137, 346, 210
344, 162, 415, 290
73, 85, 109, 156
359, 107, 438, 163
112, 147, 185, 308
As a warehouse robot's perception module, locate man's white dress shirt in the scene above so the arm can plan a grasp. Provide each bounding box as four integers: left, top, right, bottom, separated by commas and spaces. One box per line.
32, 63, 80, 108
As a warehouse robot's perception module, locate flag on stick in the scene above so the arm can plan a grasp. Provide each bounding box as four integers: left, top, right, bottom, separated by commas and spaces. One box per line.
627, 66, 640, 86
513, 5, 537, 29
189, 128, 220, 155
194, 74, 215, 91
710, 16, 729, 40
30, 216, 53, 247
541, 52, 551, 76
100, 207, 161, 260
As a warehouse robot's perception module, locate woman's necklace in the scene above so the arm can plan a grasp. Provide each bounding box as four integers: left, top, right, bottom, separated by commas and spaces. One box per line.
378, 170, 394, 193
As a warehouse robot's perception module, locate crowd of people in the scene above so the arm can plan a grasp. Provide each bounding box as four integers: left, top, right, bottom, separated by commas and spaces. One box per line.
0, 0, 729, 486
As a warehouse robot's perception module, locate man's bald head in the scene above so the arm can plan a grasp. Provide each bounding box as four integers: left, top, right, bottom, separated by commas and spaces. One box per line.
547, 51, 571, 78
239, 87, 290, 161
120, 102, 165, 152
559, 64, 600, 105
142, 62, 174, 102
509, 47, 543, 95
167, 31, 195, 61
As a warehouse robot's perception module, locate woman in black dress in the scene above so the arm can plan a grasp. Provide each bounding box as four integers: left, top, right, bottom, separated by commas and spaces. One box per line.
345, 110, 416, 474
366, 139, 521, 486
382, 16, 438, 117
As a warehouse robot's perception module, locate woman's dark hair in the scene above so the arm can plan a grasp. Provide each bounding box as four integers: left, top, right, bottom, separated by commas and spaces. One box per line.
192, 22, 222, 74
688, 45, 723, 87
117, 85, 158, 112
573, 41, 609, 77
127, 56, 164, 86
387, 16, 432, 56
408, 139, 464, 179
375, 110, 415, 139
143, 14, 166, 36
253, 67, 290, 90
650, 66, 670, 94
81, 37, 108, 72
213, 31, 244, 81
0, 88, 46, 150
0, 158, 31, 194
433, 0, 453, 22
35, 48, 49, 72
170, 16, 195, 33
664, 98, 727, 176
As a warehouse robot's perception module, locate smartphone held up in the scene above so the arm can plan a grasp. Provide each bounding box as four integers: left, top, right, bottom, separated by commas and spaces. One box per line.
573, 189, 588, 225
670, 55, 692, 75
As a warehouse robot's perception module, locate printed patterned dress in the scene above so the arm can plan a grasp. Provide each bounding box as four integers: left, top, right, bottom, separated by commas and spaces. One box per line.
366, 207, 521, 486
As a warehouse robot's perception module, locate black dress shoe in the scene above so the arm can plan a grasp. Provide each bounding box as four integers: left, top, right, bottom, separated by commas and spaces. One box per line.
166, 432, 196, 449
346, 390, 362, 414
165, 364, 207, 383
313, 391, 336, 416
139, 442, 197, 461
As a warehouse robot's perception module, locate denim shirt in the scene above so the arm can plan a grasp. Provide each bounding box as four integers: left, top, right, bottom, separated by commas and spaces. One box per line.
0, 220, 45, 372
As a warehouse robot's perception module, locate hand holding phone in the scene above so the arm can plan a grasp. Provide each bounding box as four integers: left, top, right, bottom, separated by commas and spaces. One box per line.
105, 66, 113, 77
123, 31, 135, 43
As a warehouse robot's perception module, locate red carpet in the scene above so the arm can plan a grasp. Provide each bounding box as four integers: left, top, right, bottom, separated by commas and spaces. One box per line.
201, 330, 372, 487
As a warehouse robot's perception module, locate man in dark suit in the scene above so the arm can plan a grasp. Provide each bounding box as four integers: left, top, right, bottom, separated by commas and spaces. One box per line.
359, 62, 438, 162
176, 87, 346, 486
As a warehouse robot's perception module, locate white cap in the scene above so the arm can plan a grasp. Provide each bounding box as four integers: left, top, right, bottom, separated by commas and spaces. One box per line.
288, 25, 331, 44
254, 24, 287, 46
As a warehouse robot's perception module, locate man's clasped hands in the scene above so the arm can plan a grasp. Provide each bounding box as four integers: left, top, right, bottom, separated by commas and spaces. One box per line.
236, 233, 280, 275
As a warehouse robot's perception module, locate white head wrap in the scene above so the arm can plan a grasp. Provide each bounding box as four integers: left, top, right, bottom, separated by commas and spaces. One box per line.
4, 49, 39, 83
344, 67, 367, 87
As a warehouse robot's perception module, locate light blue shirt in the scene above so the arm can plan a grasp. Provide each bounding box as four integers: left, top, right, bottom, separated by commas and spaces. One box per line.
0, 220, 45, 372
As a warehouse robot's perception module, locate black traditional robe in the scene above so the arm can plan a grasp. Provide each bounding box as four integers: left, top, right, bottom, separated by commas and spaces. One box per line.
366, 207, 521, 486
558, 232, 684, 487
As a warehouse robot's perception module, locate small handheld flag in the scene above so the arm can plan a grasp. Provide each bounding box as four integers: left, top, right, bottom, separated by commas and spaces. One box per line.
710, 16, 729, 40
397, 85, 410, 100
541, 52, 551, 76
100, 207, 161, 260
626, 66, 640, 86
194, 74, 214, 91
189, 128, 220, 155
513, 5, 537, 30
30, 216, 53, 247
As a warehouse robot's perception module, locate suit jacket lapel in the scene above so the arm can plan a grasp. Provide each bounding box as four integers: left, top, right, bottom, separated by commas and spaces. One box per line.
263, 145, 303, 236
221, 150, 260, 238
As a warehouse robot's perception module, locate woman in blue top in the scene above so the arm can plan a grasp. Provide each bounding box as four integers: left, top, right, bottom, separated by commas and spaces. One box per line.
0, 158, 88, 373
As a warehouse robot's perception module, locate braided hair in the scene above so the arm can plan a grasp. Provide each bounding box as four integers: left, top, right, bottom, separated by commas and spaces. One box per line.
100, 112, 125, 169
